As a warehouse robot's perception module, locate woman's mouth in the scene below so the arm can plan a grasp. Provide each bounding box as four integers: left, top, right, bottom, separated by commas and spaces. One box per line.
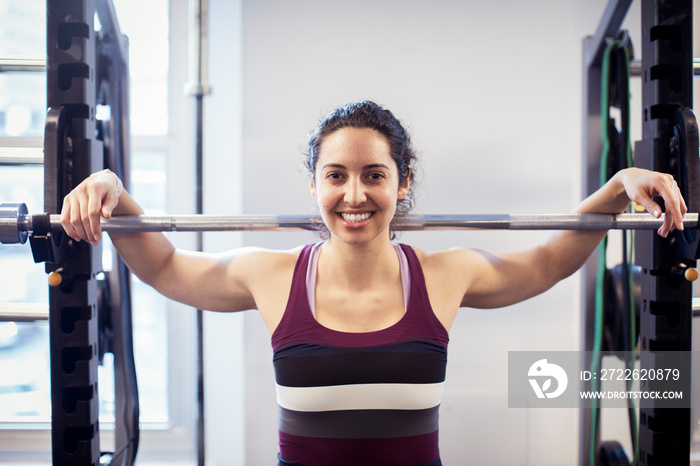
339, 212, 373, 223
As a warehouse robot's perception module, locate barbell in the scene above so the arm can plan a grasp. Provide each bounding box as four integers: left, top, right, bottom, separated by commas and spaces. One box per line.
1, 202, 698, 245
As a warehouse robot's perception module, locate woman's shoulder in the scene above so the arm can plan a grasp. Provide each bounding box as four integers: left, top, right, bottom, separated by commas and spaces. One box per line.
218, 244, 308, 278
231, 244, 307, 266
403, 244, 474, 263
403, 244, 484, 276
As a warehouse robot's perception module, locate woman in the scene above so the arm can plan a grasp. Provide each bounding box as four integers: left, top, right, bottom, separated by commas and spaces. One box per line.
60, 101, 686, 466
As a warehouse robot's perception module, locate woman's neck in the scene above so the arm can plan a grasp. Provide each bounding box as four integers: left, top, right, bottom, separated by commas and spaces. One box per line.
320, 237, 399, 289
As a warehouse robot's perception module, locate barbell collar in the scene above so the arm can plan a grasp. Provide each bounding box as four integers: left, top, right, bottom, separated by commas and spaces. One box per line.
0, 203, 28, 244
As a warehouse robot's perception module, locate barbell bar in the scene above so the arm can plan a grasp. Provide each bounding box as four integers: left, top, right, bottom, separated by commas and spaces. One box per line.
1, 202, 699, 245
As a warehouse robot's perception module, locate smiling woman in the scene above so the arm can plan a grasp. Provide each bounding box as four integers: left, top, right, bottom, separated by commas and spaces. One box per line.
304, 101, 417, 236
311, 126, 409, 245
57, 96, 687, 465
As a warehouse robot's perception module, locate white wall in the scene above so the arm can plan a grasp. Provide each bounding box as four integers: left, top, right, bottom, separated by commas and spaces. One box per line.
196, 1, 672, 465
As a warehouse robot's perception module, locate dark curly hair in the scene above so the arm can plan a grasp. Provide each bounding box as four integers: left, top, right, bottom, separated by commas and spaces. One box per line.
304, 101, 417, 234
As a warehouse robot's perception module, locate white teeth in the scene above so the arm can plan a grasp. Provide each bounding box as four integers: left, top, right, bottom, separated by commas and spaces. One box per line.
341, 212, 372, 223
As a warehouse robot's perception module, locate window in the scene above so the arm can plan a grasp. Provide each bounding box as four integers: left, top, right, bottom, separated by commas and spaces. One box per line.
0, 0, 189, 461
0, 0, 51, 429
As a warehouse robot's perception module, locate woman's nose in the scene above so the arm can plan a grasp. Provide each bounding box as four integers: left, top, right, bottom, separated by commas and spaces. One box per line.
344, 177, 367, 206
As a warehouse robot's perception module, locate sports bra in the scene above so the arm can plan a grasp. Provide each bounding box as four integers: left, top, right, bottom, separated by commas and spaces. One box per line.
305, 241, 410, 317
271, 243, 449, 466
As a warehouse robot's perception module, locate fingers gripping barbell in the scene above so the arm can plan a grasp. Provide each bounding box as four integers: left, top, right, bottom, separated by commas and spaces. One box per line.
1, 202, 698, 245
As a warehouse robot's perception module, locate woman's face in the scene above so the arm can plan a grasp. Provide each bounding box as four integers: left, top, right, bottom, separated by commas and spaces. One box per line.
310, 127, 409, 246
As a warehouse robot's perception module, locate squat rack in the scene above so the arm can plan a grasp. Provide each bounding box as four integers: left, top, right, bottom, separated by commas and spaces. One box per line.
582, 1, 696, 465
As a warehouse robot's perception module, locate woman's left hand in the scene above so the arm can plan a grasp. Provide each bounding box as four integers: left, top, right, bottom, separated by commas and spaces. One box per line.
616, 167, 687, 237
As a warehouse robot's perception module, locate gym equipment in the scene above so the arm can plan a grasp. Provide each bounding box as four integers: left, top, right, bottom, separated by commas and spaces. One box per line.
187, 0, 210, 462
41, 1, 139, 464
0, 204, 698, 246
582, 1, 696, 465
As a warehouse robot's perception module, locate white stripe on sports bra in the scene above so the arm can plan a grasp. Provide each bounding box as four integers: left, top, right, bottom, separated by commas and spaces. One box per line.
305, 242, 411, 318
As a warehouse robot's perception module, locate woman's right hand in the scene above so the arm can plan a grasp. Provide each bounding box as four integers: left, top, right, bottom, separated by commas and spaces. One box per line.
60, 169, 123, 246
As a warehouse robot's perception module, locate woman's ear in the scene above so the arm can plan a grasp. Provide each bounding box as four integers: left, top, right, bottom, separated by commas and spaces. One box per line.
397, 172, 410, 200
310, 178, 317, 197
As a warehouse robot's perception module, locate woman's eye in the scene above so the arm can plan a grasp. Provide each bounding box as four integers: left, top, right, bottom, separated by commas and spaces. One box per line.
327, 172, 342, 180
368, 173, 385, 180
